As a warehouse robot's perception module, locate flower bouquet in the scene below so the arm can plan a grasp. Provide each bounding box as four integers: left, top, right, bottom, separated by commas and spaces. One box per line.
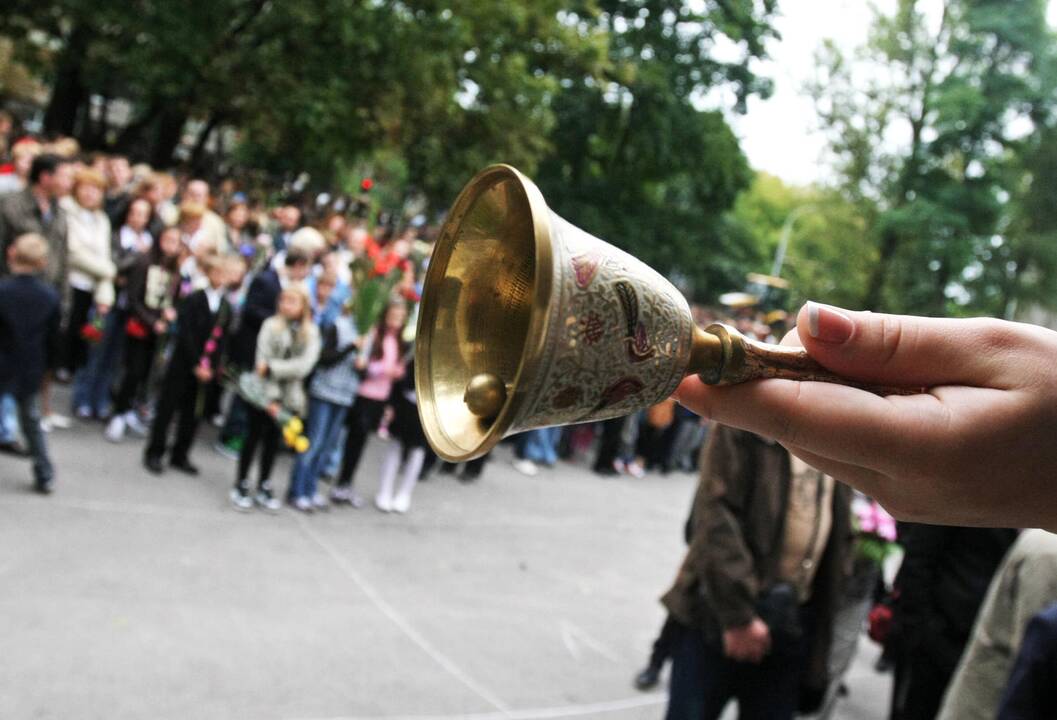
852, 495, 899, 566
79, 314, 106, 344
224, 371, 311, 453
349, 252, 403, 333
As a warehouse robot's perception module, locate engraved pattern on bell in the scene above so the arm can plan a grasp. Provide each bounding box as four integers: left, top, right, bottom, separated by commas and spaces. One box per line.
515, 213, 694, 431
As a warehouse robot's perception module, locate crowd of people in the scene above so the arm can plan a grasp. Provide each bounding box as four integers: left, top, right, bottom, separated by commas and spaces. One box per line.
4, 121, 1057, 720
0, 127, 714, 514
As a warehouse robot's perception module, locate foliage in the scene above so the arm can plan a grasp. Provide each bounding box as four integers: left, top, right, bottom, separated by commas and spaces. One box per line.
807, 0, 1057, 317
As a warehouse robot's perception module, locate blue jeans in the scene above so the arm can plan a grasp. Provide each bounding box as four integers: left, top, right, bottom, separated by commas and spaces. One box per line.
0, 393, 19, 443
519, 427, 560, 466
288, 398, 349, 500
665, 620, 805, 720
72, 308, 125, 416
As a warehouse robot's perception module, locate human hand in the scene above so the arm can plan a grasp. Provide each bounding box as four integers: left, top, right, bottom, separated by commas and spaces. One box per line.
96, 303, 110, 317
722, 618, 771, 663
267, 402, 280, 419
194, 365, 213, 383
163, 308, 177, 323
674, 302, 1057, 530
256, 361, 269, 377
153, 320, 167, 335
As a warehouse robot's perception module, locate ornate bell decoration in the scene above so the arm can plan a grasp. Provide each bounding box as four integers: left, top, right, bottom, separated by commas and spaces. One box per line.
415, 165, 900, 462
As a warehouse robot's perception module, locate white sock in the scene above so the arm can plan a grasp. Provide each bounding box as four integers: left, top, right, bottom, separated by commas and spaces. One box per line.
376, 441, 402, 503
395, 447, 426, 504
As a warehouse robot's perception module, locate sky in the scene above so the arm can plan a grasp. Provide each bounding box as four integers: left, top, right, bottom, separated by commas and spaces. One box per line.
721, 0, 1057, 187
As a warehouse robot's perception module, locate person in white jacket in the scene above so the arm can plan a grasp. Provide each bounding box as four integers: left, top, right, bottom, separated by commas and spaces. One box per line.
60, 168, 116, 377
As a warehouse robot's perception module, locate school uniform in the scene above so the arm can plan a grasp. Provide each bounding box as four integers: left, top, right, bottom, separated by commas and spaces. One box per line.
144, 286, 231, 469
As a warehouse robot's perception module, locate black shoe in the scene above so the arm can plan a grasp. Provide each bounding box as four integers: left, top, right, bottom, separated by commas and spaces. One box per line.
0, 440, 29, 458
33, 477, 54, 495
634, 665, 662, 691
143, 455, 165, 474
170, 458, 200, 476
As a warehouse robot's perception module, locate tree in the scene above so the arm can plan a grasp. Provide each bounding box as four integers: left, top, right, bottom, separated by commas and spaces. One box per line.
808, 0, 1057, 317
533, 0, 778, 303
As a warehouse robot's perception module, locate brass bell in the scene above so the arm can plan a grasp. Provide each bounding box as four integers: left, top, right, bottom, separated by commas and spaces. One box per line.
415, 164, 904, 462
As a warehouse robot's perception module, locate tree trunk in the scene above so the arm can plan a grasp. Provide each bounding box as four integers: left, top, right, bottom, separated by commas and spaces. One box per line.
149, 107, 190, 168
863, 226, 898, 311
190, 113, 222, 175
43, 26, 90, 137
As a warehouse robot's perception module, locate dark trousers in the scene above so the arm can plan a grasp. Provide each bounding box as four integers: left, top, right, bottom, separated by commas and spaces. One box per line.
15, 393, 53, 484
665, 621, 804, 720
335, 397, 386, 488
113, 335, 156, 415
649, 615, 682, 670
145, 365, 200, 462
890, 642, 956, 720
237, 406, 280, 487
592, 416, 625, 472
63, 287, 95, 372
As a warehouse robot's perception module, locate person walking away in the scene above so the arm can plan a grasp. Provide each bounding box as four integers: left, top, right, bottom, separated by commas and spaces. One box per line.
997, 601, 1057, 719
938, 530, 1057, 720
143, 255, 234, 475
106, 226, 181, 442
0, 234, 61, 493
374, 357, 426, 513
232, 287, 320, 512
661, 424, 852, 720
287, 307, 361, 512
888, 523, 1017, 720
330, 301, 408, 505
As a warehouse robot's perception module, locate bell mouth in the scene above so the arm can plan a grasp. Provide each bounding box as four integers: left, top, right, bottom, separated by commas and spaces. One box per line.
415, 165, 554, 462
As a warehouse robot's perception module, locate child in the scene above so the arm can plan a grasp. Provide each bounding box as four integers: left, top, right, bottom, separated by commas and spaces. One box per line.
0, 234, 61, 493
106, 226, 181, 442
287, 306, 360, 512
375, 357, 428, 514
232, 287, 320, 512
143, 254, 233, 475
330, 301, 408, 505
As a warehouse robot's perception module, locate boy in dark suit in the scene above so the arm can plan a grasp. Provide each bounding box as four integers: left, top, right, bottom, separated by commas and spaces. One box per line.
0, 234, 62, 493
144, 255, 239, 475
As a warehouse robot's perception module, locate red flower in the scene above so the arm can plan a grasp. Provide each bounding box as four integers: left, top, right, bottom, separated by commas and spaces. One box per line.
360, 178, 374, 192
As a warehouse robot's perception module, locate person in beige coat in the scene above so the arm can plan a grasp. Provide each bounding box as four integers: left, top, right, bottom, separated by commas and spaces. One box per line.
232, 286, 320, 512
60, 168, 115, 374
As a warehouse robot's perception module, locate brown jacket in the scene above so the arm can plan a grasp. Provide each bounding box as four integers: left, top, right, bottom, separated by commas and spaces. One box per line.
0, 187, 68, 289
662, 424, 852, 690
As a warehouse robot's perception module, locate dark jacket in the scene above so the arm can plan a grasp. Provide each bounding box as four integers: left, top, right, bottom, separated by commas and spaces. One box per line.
169, 288, 232, 376
231, 267, 280, 368
125, 255, 179, 332
661, 424, 852, 691
0, 274, 61, 398
893, 523, 1018, 672
998, 601, 1057, 720
0, 188, 68, 289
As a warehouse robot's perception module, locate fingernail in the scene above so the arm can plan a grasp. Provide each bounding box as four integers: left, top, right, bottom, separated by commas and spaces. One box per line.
805, 301, 854, 344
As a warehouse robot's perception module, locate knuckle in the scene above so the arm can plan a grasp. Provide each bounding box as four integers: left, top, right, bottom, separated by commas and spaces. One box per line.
875, 314, 905, 366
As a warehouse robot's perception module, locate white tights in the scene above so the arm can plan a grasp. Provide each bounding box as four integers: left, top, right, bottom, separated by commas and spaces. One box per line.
376, 441, 426, 511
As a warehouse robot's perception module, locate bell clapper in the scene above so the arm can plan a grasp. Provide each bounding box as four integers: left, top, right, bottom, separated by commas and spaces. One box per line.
464, 373, 508, 419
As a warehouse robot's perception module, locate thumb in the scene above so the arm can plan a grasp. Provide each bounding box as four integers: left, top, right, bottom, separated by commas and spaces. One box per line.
795, 301, 1015, 389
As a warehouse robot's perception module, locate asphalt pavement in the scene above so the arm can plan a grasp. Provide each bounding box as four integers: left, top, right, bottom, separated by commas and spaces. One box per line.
0, 399, 891, 719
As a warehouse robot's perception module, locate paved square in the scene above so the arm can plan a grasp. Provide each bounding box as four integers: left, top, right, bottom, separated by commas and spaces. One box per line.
0, 412, 888, 719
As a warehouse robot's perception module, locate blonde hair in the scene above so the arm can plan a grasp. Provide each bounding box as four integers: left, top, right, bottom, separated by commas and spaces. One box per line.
9, 233, 49, 270
276, 286, 314, 343
73, 168, 107, 193
179, 201, 206, 221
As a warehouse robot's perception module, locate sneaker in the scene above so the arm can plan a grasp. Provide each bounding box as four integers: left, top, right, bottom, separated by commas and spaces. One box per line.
45, 413, 72, 430
625, 460, 646, 479
634, 664, 662, 691
349, 490, 365, 509
329, 486, 352, 504
512, 458, 539, 477
124, 411, 149, 437
375, 494, 393, 513
391, 492, 411, 514
230, 485, 253, 511
34, 477, 54, 495
256, 485, 281, 513
311, 493, 330, 511
75, 405, 92, 420
213, 438, 241, 461
293, 496, 314, 513
105, 415, 126, 443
